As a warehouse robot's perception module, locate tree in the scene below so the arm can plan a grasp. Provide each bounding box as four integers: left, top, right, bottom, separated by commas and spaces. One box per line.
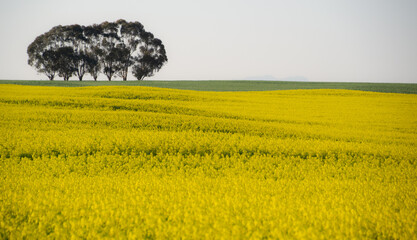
114, 43, 131, 81
85, 47, 102, 81
118, 20, 144, 81
66, 25, 89, 81
84, 25, 103, 81
39, 48, 59, 80
28, 20, 167, 81
132, 37, 168, 80
55, 47, 77, 81
27, 28, 61, 80
99, 21, 120, 81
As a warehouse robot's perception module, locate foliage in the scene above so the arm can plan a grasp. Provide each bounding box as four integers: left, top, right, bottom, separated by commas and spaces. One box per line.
27, 20, 167, 81
0, 85, 416, 239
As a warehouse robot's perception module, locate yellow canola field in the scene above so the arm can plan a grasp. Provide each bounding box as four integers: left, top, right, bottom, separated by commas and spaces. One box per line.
0, 84, 416, 239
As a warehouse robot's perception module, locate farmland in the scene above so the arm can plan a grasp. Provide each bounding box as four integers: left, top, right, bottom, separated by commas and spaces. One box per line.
0, 84, 416, 239
1, 80, 417, 94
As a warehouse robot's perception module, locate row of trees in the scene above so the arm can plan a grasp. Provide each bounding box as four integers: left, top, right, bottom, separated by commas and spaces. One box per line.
27, 19, 167, 81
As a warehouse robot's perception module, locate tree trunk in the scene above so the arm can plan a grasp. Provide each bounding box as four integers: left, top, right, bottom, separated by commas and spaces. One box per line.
48, 74, 55, 81
77, 63, 85, 81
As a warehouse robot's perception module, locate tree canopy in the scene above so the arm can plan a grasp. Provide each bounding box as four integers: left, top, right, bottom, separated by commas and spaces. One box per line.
27, 20, 167, 81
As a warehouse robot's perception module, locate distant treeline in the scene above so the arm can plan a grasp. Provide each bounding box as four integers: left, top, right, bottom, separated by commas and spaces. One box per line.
27, 19, 167, 81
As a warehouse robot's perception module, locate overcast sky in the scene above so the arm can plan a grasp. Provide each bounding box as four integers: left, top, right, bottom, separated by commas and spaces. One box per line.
0, 0, 416, 82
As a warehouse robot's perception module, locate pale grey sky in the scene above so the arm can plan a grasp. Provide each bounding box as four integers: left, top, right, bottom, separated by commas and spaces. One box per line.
0, 0, 416, 82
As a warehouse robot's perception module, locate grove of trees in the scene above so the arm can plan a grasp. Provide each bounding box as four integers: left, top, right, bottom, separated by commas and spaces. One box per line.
27, 19, 167, 81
